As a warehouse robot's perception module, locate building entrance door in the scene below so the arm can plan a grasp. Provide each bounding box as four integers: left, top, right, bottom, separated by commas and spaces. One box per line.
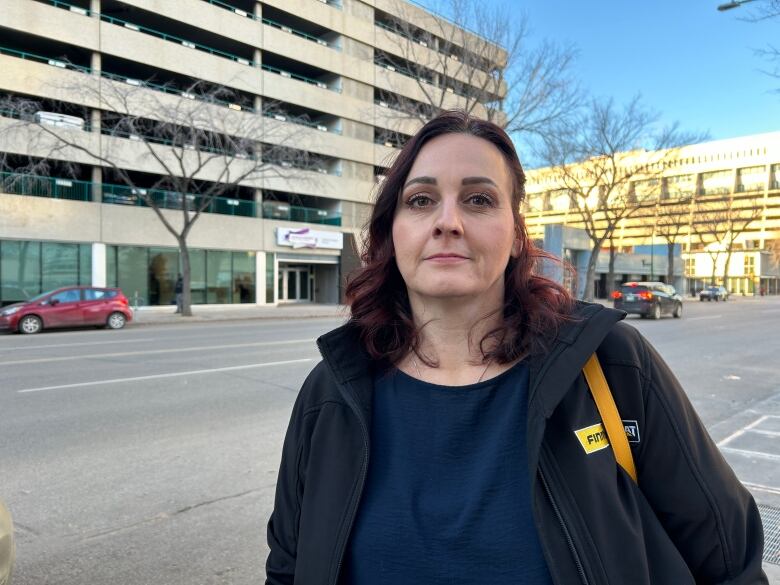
278, 265, 314, 302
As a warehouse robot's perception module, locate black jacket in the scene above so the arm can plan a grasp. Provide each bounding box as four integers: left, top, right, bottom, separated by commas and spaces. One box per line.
266, 303, 767, 585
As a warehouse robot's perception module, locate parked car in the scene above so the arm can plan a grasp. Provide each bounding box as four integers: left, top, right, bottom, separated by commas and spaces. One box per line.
0, 498, 13, 585
699, 285, 729, 302
612, 281, 683, 319
0, 286, 132, 334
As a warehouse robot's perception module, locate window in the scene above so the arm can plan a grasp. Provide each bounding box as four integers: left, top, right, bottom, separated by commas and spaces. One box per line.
684, 257, 696, 276
84, 288, 116, 300
50, 289, 81, 303
744, 255, 755, 275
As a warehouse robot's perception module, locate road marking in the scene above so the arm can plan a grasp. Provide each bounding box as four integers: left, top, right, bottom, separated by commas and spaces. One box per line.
749, 429, 780, 438
685, 315, 723, 321
16, 358, 315, 393
717, 415, 770, 447
720, 447, 780, 462
0, 338, 313, 365
742, 482, 780, 496
0, 337, 158, 351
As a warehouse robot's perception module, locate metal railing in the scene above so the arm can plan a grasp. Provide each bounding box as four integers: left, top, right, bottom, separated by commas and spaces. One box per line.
44, 0, 92, 16
98, 13, 257, 66
0, 45, 91, 73
262, 17, 339, 50
262, 111, 341, 135
1, 171, 347, 225
0, 171, 92, 201
102, 183, 256, 216
261, 202, 341, 225
261, 63, 340, 93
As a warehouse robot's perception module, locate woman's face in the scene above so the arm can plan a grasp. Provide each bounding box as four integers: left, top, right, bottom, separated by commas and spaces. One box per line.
392, 133, 520, 304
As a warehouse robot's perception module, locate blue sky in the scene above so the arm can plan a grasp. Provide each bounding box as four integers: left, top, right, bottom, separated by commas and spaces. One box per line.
418, 0, 780, 144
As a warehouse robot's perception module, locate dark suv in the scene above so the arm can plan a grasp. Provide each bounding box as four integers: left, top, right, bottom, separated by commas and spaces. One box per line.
612, 282, 683, 319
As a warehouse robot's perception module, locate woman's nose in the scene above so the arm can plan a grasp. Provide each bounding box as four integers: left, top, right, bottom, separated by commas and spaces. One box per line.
432, 198, 463, 237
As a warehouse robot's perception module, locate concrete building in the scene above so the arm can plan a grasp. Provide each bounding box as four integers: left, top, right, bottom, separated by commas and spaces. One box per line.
524, 132, 780, 297
0, 0, 505, 307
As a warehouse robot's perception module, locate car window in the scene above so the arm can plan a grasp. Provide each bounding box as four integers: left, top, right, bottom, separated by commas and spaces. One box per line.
50, 289, 81, 303
84, 289, 116, 300
621, 285, 649, 293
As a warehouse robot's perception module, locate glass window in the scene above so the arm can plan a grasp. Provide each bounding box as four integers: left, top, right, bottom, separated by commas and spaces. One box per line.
79, 244, 92, 285
42, 242, 79, 292
189, 249, 207, 305
266, 253, 274, 303
149, 247, 179, 307
50, 288, 81, 303
84, 288, 115, 300
117, 246, 148, 307
106, 245, 117, 287
232, 251, 255, 303
1, 240, 41, 302
207, 250, 232, 304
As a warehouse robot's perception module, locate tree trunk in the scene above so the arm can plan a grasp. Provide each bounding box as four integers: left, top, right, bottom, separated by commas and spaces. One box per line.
710, 256, 718, 286
583, 242, 602, 302
667, 241, 675, 284
607, 242, 617, 297
178, 237, 193, 317
722, 248, 734, 291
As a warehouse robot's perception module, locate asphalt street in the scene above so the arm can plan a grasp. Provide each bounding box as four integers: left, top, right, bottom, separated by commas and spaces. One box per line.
1, 298, 779, 584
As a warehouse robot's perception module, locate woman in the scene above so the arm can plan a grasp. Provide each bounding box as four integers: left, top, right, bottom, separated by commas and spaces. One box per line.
265, 111, 766, 584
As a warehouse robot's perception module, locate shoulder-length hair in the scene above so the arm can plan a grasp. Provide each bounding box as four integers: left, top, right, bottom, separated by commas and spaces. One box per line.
345, 110, 574, 367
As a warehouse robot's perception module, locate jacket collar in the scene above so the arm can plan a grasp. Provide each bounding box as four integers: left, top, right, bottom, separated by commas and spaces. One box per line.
316, 302, 626, 424
527, 302, 626, 418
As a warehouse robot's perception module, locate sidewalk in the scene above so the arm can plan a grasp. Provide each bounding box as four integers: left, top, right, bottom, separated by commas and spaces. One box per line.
130, 303, 349, 325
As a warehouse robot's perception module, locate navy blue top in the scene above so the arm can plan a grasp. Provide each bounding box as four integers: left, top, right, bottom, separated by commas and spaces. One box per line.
341, 361, 553, 585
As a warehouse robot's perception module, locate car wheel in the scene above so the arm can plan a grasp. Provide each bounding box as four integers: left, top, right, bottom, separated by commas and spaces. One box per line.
651, 303, 661, 320
18, 315, 42, 334
673, 303, 682, 318
106, 312, 127, 330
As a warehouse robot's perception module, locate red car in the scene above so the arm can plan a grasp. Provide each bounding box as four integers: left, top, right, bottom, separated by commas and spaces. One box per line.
0, 286, 132, 334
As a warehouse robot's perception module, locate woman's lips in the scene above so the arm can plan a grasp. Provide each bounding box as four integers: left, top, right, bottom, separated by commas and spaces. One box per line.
426, 255, 469, 263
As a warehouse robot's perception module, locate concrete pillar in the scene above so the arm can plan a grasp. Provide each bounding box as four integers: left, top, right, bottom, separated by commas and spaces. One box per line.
90, 0, 100, 16
255, 251, 266, 305
91, 166, 103, 203
92, 242, 107, 287
254, 189, 263, 218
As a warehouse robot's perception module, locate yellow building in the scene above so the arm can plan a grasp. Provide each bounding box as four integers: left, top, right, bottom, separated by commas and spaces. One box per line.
523, 132, 780, 296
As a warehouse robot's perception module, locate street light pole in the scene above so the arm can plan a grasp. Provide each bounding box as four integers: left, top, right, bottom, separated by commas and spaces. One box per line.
717, 0, 757, 11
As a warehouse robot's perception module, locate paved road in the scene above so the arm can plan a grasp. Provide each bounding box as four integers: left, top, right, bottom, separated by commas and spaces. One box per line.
1, 298, 778, 584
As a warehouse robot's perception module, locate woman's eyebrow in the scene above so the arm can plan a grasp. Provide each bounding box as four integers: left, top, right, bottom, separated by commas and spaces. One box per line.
403, 176, 437, 189
461, 176, 498, 187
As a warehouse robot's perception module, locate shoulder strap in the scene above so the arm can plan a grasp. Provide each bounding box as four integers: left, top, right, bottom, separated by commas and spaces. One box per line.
582, 353, 638, 484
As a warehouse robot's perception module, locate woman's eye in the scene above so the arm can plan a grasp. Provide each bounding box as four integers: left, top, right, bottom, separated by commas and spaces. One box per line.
407, 194, 432, 208
467, 193, 493, 206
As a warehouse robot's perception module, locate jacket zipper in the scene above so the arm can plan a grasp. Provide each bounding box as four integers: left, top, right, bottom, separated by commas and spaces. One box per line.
329, 381, 370, 585
539, 466, 589, 585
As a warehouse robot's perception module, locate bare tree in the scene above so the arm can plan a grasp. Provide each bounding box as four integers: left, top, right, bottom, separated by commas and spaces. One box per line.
375, 0, 580, 141
690, 200, 729, 286
689, 194, 762, 287
655, 200, 691, 284
1, 78, 313, 315
719, 196, 764, 286
539, 95, 703, 300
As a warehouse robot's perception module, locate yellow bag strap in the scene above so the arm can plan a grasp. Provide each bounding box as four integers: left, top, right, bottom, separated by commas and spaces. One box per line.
582, 353, 638, 484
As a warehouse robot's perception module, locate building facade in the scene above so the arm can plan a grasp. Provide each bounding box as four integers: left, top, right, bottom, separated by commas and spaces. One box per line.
0, 0, 505, 307
524, 132, 780, 297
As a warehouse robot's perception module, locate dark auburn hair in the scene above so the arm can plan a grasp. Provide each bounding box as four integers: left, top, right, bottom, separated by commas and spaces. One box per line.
345, 110, 574, 367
